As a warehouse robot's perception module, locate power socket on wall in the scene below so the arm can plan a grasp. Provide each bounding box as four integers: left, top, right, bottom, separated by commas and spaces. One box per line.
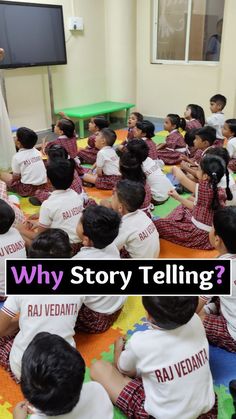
68, 17, 84, 31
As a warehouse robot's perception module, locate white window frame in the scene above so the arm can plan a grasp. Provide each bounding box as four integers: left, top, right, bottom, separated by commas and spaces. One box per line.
151, 0, 220, 65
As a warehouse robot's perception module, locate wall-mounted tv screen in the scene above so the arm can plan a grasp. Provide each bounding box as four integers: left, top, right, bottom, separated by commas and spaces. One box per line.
0, 1, 67, 69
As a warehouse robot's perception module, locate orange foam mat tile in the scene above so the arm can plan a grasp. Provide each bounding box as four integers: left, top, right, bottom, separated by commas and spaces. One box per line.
0, 368, 23, 414
74, 327, 122, 367
84, 186, 113, 201
159, 239, 218, 259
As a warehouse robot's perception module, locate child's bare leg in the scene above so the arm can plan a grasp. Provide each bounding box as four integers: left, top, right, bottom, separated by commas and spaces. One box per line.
83, 173, 97, 184
90, 360, 131, 404
0, 172, 13, 186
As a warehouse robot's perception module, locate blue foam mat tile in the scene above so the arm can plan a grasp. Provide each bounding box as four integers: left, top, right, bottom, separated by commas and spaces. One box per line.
210, 345, 236, 388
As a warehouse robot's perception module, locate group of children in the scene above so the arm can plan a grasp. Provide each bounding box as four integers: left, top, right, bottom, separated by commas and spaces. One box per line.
0, 92, 235, 418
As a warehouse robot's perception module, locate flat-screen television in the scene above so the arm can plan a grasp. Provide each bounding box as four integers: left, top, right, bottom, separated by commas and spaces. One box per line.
0, 1, 67, 69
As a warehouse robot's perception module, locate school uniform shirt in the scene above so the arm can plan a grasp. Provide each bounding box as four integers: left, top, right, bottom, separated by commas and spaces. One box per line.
39, 189, 83, 243
142, 157, 173, 202
206, 112, 225, 139
1, 295, 85, 379
29, 382, 113, 419
82, 296, 127, 314
114, 210, 160, 258
201, 255, 236, 340
118, 314, 215, 419
12, 148, 47, 185
73, 243, 120, 259
218, 173, 236, 206
226, 136, 236, 159
96, 146, 120, 176
0, 228, 26, 296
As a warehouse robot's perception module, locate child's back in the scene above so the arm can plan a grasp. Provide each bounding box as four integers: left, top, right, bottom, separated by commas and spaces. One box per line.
206, 94, 227, 144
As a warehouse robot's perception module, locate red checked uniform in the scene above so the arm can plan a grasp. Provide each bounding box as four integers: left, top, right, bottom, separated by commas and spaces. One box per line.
156, 130, 187, 165
201, 255, 236, 353
116, 314, 216, 419
95, 146, 121, 190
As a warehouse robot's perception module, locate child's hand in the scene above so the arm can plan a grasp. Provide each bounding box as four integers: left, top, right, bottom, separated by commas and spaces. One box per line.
27, 213, 39, 221
168, 189, 180, 201
13, 402, 28, 419
114, 336, 126, 353
58, 111, 67, 119
180, 161, 189, 170
180, 154, 188, 161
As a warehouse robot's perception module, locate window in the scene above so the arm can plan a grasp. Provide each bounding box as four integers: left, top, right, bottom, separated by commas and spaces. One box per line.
152, 0, 225, 63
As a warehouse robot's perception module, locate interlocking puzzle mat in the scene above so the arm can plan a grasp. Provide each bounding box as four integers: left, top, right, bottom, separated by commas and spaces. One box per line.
0, 129, 233, 418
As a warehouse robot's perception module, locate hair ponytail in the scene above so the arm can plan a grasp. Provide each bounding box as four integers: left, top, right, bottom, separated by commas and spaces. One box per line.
225, 168, 233, 201
167, 114, 186, 131
200, 155, 226, 210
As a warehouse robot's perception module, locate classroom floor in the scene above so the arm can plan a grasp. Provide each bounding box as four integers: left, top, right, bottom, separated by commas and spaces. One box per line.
0, 129, 235, 419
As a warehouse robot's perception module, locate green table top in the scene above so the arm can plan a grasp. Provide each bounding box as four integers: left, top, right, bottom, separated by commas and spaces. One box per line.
55, 101, 135, 118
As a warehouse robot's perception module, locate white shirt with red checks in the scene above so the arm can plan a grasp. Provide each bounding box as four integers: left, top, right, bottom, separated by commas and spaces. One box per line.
96, 146, 120, 176
1, 295, 85, 379
118, 314, 215, 419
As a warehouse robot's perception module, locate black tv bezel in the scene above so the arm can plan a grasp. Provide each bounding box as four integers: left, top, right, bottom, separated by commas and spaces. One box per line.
0, 0, 67, 69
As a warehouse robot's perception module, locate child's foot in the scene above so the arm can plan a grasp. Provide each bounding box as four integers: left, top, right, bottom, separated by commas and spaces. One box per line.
29, 197, 42, 206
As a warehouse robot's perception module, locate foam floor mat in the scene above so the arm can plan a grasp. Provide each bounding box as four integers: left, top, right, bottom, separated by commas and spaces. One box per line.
0, 129, 233, 418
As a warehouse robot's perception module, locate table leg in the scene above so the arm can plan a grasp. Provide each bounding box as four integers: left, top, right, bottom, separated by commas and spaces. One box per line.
79, 119, 85, 138
126, 108, 130, 125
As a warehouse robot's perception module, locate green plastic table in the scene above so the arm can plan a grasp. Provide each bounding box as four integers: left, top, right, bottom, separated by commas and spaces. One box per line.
55, 101, 135, 138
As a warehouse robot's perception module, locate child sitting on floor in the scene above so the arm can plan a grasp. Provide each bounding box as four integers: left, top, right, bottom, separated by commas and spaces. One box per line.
117, 111, 144, 153
112, 179, 159, 258
13, 332, 113, 419
0, 292, 85, 381
127, 139, 173, 205
82, 128, 120, 190
184, 103, 205, 132
0, 180, 25, 225
0, 127, 48, 201
17, 159, 84, 254
90, 296, 217, 419
179, 126, 216, 183
155, 155, 227, 249
0, 199, 26, 300
133, 120, 158, 160
223, 118, 236, 172
44, 118, 78, 160
78, 116, 109, 164
206, 94, 227, 146
197, 206, 236, 353
205, 146, 236, 206
156, 114, 186, 165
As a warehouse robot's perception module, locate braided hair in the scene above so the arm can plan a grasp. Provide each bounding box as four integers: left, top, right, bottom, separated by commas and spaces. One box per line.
205, 147, 233, 201
200, 155, 226, 210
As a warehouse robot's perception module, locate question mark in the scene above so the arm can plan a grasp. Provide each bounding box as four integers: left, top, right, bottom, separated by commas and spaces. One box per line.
215, 265, 225, 284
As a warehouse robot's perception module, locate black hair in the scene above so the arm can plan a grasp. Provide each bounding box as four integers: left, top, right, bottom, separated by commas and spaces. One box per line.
195, 126, 216, 145
184, 128, 198, 147
120, 151, 146, 184
57, 119, 75, 139
136, 120, 155, 139
46, 144, 68, 161
47, 159, 75, 190
186, 104, 205, 126
116, 179, 145, 212
210, 94, 227, 110
200, 155, 226, 210
205, 147, 233, 201
126, 139, 149, 164
81, 205, 121, 249
225, 119, 236, 137
16, 127, 38, 149
21, 332, 85, 416
0, 199, 15, 234
93, 116, 109, 130
100, 128, 117, 146
28, 229, 72, 258
142, 296, 198, 330
213, 207, 236, 253
130, 112, 143, 122
166, 114, 186, 131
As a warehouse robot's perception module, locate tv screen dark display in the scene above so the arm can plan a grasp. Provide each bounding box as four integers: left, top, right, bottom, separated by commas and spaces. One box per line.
0, 1, 67, 68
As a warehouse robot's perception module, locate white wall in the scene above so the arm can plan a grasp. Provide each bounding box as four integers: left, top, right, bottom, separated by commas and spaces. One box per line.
3, 0, 107, 131
136, 0, 236, 120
